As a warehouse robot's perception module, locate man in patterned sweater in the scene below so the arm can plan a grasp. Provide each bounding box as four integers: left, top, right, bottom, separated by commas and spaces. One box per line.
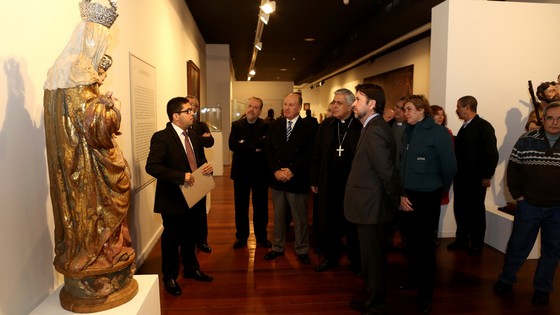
494, 101, 560, 306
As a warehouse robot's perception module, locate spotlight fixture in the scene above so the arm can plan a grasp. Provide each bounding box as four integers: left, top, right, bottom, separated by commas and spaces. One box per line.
255, 42, 263, 51
259, 13, 270, 25
260, 0, 276, 14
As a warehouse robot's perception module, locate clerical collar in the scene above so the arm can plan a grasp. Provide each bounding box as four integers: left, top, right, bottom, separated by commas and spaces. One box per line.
339, 115, 353, 124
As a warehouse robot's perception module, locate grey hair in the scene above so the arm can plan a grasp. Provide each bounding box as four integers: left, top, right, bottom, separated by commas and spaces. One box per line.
334, 88, 355, 105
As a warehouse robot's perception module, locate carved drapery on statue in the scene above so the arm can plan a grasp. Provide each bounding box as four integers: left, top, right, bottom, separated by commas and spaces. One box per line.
43, 1, 137, 312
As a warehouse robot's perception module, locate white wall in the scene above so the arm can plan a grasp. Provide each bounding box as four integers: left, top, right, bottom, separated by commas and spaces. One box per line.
301, 37, 432, 120
0, 0, 206, 313
227, 81, 294, 164
430, 0, 560, 237
233, 80, 294, 118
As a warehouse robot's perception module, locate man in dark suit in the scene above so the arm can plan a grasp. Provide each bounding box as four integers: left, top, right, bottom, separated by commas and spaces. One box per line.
229, 96, 271, 249
186, 95, 214, 253
304, 109, 319, 126
146, 97, 214, 296
344, 84, 400, 315
447, 95, 498, 256
264, 93, 317, 264
311, 88, 362, 273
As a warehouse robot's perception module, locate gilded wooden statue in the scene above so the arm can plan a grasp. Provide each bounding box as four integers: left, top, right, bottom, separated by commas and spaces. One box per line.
43, 0, 137, 312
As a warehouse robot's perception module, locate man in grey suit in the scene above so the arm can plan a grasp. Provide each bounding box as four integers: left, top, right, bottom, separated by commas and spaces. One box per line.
344, 84, 400, 314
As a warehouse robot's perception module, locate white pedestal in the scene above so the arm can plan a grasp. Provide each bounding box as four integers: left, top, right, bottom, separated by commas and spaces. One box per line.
30, 275, 161, 315
206, 131, 223, 176
485, 208, 540, 259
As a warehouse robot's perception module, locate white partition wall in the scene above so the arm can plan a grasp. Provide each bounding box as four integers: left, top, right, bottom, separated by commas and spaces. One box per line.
430, 0, 560, 238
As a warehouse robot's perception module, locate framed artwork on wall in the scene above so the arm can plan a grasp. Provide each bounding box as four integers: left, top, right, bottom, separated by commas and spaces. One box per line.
364, 65, 413, 109
187, 60, 200, 101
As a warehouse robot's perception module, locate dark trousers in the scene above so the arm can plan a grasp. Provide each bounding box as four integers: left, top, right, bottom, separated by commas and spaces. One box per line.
233, 177, 269, 241
320, 186, 360, 266
161, 211, 199, 281
499, 200, 560, 293
357, 222, 392, 309
399, 189, 442, 300
194, 197, 208, 244
453, 176, 487, 248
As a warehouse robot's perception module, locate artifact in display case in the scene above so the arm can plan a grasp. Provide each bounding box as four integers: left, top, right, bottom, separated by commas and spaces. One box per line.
201, 104, 222, 131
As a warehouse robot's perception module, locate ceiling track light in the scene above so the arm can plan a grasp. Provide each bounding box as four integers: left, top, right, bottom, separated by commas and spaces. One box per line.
259, 12, 270, 25
260, 0, 276, 14
248, 1, 276, 80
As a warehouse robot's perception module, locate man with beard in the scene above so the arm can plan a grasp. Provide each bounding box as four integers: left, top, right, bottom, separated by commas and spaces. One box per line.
345, 84, 400, 314
229, 97, 271, 249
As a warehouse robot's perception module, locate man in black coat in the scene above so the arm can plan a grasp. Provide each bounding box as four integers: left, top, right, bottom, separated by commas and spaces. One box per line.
264, 93, 317, 264
146, 97, 214, 296
310, 88, 362, 273
447, 95, 498, 256
229, 97, 271, 249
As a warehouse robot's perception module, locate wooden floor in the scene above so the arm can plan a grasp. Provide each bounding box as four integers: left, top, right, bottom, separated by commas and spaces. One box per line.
137, 166, 558, 315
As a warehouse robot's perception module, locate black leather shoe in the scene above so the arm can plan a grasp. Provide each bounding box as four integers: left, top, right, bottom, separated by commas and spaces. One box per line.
297, 253, 310, 264
418, 299, 432, 314
233, 239, 247, 249
467, 246, 482, 256
349, 300, 365, 312
197, 243, 212, 253
351, 264, 363, 277
531, 290, 549, 305
446, 241, 468, 251
493, 280, 513, 294
315, 259, 337, 272
362, 304, 386, 314
264, 250, 284, 260
257, 239, 272, 248
184, 269, 213, 282
398, 281, 416, 290
163, 279, 182, 296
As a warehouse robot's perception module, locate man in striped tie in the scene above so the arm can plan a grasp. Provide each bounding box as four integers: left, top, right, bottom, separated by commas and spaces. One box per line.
264, 93, 317, 265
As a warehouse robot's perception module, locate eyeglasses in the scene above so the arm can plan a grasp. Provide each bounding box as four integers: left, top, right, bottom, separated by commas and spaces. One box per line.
177, 108, 193, 115
394, 106, 404, 111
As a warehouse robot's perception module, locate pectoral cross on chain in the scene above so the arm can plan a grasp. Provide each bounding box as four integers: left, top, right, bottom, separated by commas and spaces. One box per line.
336, 145, 344, 157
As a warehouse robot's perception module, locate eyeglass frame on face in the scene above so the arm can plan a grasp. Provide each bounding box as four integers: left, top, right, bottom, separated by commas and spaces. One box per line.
177, 108, 194, 115
394, 105, 404, 111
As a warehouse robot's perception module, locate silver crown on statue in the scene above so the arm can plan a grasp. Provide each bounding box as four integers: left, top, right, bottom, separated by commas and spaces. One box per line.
79, 0, 118, 28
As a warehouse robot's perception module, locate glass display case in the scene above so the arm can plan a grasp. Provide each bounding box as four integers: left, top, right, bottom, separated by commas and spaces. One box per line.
200, 104, 222, 131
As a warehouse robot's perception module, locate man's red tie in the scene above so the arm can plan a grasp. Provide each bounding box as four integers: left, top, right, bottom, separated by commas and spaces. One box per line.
183, 131, 198, 171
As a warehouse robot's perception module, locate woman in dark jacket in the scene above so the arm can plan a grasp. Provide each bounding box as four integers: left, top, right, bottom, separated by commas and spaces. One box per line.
399, 95, 457, 314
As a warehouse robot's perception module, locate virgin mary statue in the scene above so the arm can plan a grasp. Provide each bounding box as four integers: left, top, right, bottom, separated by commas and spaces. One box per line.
43, 0, 137, 312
